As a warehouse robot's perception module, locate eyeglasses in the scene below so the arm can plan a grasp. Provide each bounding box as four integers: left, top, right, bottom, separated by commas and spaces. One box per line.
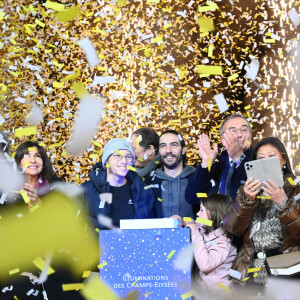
111, 154, 134, 162
221, 126, 250, 136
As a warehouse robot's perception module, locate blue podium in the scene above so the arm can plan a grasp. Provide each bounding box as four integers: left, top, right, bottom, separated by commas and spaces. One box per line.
99, 228, 191, 299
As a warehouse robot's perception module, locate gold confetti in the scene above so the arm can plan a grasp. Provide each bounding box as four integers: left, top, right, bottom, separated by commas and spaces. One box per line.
167, 250, 176, 259
196, 218, 212, 227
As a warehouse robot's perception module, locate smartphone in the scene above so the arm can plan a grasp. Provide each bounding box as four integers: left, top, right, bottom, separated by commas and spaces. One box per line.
244, 157, 284, 189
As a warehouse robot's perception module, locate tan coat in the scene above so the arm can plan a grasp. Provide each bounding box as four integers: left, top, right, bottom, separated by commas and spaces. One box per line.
223, 174, 300, 283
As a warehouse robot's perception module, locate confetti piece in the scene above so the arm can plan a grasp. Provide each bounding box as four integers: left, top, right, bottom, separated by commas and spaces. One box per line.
91, 76, 116, 86
294, 193, 300, 201
208, 158, 212, 172
80, 274, 119, 300
132, 277, 140, 286
105, 164, 110, 168
9, 268, 20, 275
183, 217, 193, 222
67, 95, 103, 155
198, 3, 218, 13
242, 277, 250, 281
82, 271, 91, 278
245, 59, 260, 80
61, 71, 81, 83
26, 103, 44, 126
174, 243, 195, 271
228, 73, 239, 81
20, 189, 30, 204
78, 38, 100, 68
144, 185, 153, 190
288, 8, 300, 27
137, 157, 144, 162
208, 44, 214, 57
167, 250, 176, 260
55, 6, 82, 22
115, 150, 124, 156
45, 0, 65, 11
29, 204, 40, 212
32, 257, 55, 275
91, 140, 102, 148
99, 193, 112, 204
98, 261, 107, 269
35, 19, 45, 28
287, 177, 295, 186
214, 93, 228, 113
197, 193, 207, 198
197, 17, 215, 32
218, 282, 230, 292
62, 283, 84, 291
253, 272, 259, 278
0, 193, 7, 205
15, 127, 37, 138
294, 176, 300, 185
229, 269, 241, 280
196, 218, 212, 227
53, 182, 84, 198
247, 267, 261, 273
0, 159, 24, 194
126, 165, 136, 171
157, 198, 163, 202
197, 65, 222, 75
257, 196, 272, 199
181, 290, 195, 300
0, 192, 99, 277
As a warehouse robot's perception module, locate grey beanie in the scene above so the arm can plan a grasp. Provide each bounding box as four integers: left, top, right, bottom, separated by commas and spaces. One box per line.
102, 138, 135, 167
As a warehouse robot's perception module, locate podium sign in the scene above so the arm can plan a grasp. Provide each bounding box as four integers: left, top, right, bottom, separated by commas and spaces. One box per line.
100, 228, 191, 299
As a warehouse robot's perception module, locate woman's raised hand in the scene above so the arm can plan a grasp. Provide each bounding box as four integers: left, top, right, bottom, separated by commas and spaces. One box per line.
244, 178, 261, 201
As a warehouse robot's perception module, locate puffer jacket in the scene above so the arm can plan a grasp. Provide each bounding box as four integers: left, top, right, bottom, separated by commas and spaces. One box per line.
223, 173, 300, 283
81, 162, 157, 229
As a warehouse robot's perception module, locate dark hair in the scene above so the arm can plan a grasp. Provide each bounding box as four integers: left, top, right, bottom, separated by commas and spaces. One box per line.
132, 128, 159, 151
15, 141, 56, 182
251, 137, 293, 176
0, 131, 10, 155
201, 194, 232, 233
219, 113, 252, 136
159, 129, 187, 166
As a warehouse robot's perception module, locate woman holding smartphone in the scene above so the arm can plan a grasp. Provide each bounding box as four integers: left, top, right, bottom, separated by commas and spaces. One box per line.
223, 137, 300, 286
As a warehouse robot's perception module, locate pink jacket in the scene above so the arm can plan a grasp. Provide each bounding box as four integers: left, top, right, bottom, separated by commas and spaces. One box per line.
191, 228, 237, 289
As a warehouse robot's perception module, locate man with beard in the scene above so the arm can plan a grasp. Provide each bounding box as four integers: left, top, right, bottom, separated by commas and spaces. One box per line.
146, 130, 196, 218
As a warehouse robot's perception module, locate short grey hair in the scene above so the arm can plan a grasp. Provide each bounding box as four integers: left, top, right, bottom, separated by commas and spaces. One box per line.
219, 113, 252, 136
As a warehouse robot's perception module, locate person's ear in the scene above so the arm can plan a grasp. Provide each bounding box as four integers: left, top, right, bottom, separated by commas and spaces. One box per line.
182, 147, 186, 155
147, 145, 155, 156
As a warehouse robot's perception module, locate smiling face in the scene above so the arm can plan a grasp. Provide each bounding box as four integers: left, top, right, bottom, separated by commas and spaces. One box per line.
159, 133, 185, 170
20, 147, 43, 178
256, 144, 286, 169
106, 149, 134, 178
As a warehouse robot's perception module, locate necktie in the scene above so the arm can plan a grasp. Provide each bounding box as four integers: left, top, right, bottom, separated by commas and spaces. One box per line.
225, 162, 236, 197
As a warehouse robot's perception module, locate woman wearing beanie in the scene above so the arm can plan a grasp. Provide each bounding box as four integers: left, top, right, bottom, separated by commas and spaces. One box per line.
82, 138, 157, 229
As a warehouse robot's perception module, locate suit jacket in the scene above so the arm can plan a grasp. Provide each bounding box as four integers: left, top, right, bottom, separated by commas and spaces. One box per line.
186, 147, 252, 205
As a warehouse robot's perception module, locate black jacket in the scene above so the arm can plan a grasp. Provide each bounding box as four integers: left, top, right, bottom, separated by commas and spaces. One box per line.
81, 162, 157, 229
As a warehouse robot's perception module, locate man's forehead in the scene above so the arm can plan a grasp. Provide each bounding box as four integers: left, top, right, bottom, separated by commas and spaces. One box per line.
159, 133, 180, 143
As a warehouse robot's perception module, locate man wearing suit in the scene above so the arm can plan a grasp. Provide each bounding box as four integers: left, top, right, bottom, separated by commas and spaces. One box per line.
186, 113, 252, 205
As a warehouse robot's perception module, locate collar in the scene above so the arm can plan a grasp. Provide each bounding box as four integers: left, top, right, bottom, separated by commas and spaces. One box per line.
229, 154, 245, 166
